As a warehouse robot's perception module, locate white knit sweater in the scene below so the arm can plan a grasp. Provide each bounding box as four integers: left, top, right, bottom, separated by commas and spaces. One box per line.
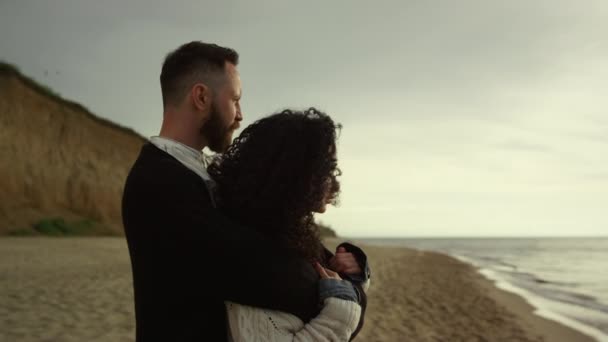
226, 298, 361, 342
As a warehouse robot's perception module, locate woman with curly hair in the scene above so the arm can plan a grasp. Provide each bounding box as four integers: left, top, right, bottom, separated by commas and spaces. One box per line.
208, 108, 366, 341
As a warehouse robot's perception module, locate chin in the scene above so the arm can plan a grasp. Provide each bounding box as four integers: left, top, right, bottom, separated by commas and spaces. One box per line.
210, 138, 232, 153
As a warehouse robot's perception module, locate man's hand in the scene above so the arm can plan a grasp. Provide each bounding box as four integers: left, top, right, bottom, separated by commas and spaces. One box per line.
329, 247, 362, 275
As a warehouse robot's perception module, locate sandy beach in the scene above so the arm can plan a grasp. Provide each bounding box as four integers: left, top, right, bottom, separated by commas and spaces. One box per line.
325, 239, 595, 342
0, 237, 596, 341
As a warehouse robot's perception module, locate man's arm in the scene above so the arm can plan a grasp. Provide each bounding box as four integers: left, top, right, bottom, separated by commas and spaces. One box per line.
331, 243, 371, 292
127, 162, 320, 321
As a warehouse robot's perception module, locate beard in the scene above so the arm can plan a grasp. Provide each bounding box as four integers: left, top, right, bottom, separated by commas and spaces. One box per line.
200, 103, 234, 153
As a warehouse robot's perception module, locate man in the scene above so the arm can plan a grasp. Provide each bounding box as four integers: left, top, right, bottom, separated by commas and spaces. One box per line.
122, 41, 370, 341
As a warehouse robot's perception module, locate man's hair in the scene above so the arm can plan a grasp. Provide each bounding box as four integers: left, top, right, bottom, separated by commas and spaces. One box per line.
160, 41, 239, 107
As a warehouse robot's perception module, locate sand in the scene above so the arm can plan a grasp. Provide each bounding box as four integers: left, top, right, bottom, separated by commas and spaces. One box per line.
0, 237, 596, 341
0, 238, 134, 342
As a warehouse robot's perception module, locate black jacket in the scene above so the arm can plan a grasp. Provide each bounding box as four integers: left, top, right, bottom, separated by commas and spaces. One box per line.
122, 143, 324, 341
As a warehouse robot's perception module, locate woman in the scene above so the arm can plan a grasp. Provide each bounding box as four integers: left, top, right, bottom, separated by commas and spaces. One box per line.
208, 108, 362, 341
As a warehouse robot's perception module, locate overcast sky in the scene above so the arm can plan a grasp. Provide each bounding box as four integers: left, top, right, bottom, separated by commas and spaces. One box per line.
2, 0, 607, 237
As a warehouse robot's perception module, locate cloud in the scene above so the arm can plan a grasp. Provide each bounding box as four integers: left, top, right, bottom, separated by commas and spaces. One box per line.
2, 0, 608, 236
493, 140, 554, 153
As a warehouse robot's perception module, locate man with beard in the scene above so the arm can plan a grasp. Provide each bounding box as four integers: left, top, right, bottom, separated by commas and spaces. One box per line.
122, 42, 369, 341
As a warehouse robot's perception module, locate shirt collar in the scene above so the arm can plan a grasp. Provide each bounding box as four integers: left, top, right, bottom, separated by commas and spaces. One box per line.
149, 136, 213, 183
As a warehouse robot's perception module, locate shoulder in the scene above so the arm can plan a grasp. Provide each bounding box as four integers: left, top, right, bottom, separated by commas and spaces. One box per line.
129, 143, 195, 178
123, 143, 211, 209
126, 143, 206, 190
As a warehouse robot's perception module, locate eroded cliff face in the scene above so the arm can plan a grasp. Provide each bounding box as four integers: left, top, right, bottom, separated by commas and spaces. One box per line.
0, 64, 146, 234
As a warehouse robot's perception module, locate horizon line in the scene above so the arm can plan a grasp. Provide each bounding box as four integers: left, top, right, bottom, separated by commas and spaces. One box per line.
340, 235, 608, 239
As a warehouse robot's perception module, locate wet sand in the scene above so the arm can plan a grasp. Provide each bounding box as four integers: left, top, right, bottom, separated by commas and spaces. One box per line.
0, 238, 596, 341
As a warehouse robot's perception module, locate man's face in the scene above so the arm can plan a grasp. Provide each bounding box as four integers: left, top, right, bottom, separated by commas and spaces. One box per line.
201, 63, 243, 152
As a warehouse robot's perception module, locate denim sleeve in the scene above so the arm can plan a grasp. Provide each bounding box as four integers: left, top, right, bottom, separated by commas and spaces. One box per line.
318, 279, 359, 303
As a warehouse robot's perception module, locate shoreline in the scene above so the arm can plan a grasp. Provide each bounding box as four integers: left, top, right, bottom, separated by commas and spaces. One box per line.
449, 252, 608, 342
474, 266, 600, 342
326, 238, 597, 341
478, 268, 608, 342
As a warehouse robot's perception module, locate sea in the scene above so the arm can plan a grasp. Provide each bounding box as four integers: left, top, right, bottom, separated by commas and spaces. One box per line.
359, 237, 608, 342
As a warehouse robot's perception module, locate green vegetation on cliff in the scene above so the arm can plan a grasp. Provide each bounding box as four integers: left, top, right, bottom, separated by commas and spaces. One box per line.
317, 221, 338, 238
8, 217, 118, 236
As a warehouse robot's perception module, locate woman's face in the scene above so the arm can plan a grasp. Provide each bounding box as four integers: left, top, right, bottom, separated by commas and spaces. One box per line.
314, 144, 339, 214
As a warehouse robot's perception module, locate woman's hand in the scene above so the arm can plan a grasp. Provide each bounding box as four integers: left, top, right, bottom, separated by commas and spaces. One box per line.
314, 262, 342, 280
316, 262, 359, 303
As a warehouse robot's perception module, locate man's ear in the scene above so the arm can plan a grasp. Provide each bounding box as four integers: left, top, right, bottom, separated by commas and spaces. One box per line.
191, 83, 210, 112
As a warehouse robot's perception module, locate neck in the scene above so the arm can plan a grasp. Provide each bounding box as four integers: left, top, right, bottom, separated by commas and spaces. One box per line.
159, 117, 207, 151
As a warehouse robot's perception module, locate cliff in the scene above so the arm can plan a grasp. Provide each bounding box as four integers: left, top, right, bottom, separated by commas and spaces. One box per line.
0, 62, 146, 235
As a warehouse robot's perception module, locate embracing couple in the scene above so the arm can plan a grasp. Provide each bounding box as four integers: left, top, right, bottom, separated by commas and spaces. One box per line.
122, 41, 371, 341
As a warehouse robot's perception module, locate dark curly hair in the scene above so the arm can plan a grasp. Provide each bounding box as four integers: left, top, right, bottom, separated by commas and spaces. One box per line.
208, 108, 342, 261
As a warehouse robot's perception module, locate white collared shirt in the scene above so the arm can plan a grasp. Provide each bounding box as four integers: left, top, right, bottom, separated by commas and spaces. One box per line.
149, 136, 217, 206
